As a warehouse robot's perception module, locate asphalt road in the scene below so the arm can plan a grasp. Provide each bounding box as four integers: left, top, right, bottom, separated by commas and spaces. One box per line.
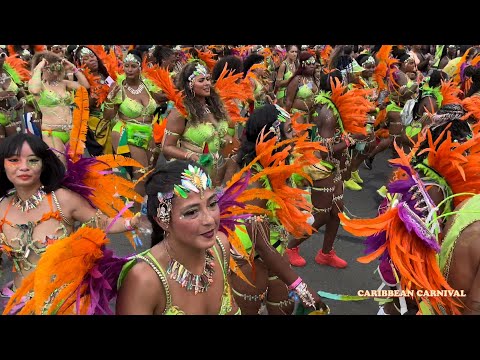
0, 151, 392, 315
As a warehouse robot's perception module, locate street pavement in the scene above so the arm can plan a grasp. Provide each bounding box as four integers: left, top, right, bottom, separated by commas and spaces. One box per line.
0, 151, 392, 315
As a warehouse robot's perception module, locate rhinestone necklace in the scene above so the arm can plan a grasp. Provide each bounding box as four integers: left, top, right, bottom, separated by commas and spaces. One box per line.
125, 82, 145, 95
12, 186, 47, 212
165, 241, 215, 295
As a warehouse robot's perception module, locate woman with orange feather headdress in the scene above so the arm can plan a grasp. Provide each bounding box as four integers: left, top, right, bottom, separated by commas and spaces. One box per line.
340, 103, 480, 315
286, 61, 374, 270
227, 103, 330, 315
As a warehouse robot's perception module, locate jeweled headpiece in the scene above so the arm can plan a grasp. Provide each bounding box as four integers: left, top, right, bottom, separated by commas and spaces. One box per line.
79, 47, 94, 61
174, 164, 212, 199
124, 53, 141, 66
157, 191, 174, 224
155, 165, 213, 225
188, 63, 208, 89
363, 56, 376, 67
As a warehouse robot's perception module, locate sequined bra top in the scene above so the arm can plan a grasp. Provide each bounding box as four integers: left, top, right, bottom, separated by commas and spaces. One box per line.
38, 88, 75, 107
183, 119, 229, 154
113, 85, 157, 119
118, 236, 240, 315
0, 191, 70, 274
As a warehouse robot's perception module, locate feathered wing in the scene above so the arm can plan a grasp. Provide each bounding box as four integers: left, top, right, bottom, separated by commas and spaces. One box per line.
68, 86, 90, 162
88, 45, 122, 79
4, 56, 31, 82
82, 67, 110, 107
228, 130, 315, 238
3, 227, 129, 315
339, 203, 463, 315
214, 64, 254, 124
418, 129, 480, 206
373, 45, 399, 90
315, 78, 373, 136
440, 80, 462, 106
143, 66, 187, 117
217, 171, 255, 286
462, 95, 480, 122
196, 50, 217, 71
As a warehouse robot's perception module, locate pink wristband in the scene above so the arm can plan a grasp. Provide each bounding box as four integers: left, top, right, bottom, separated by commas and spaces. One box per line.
124, 218, 135, 231
288, 277, 302, 290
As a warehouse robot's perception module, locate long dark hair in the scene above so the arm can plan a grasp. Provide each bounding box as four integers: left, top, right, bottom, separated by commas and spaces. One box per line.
144, 157, 203, 247
175, 60, 229, 125
211, 55, 243, 82
73, 46, 110, 79
237, 104, 287, 167
0, 134, 66, 197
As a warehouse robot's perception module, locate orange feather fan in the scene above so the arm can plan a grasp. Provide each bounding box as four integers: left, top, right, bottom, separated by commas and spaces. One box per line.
214, 64, 254, 124
227, 130, 316, 238
440, 79, 463, 106
5, 55, 31, 81
196, 50, 217, 71
416, 129, 480, 206
143, 66, 187, 118
320, 45, 333, 66
339, 210, 463, 315
461, 95, 480, 122
68, 86, 90, 162
81, 67, 110, 107
3, 227, 108, 315
87, 45, 122, 79
153, 117, 168, 144
328, 77, 373, 135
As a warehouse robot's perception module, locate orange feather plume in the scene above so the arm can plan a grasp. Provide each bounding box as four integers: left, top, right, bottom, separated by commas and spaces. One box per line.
329, 77, 372, 135
143, 66, 187, 118
440, 79, 463, 106
339, 207, 463, 315
374, 108, 388, 127
82, 67, 110, 107
196, 50, 217, 71
3, 227, 108, 315
461, 95, 480, 122
227, 130, 315, 238
214, 63, 254, 124
5, 55, 31, 81
7, 45, 17, 56
153, 117, 168, 144
68, 86, 90, 162
320, 45, 333, 66
417, 129, 480, 206
88, 45, 121, 79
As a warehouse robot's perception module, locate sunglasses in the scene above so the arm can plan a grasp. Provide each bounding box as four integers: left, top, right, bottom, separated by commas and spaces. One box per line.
0, 52, 6, 59
48, 63, 64, 72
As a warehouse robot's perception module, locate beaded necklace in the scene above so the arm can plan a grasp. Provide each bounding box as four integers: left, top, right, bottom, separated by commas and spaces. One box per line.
165, 242, 215, 295
12, 186, 47, 212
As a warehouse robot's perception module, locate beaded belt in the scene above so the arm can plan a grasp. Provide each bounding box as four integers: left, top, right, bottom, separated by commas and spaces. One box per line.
231, 287, 267, 302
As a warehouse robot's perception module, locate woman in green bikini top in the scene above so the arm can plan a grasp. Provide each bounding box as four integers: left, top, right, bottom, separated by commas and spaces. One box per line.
162, 61, 236, 186
116, 159, 241, 315
275, 45, 298, 107
285, 52, 318, 123
28, 51, 90, 164
103, 52, 163, 183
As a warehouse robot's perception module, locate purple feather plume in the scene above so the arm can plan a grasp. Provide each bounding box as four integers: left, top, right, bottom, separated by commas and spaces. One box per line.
218, 171, 252, 235
78, 247, 129, 315
397, 202, 440, 252
364, 231, 387, 255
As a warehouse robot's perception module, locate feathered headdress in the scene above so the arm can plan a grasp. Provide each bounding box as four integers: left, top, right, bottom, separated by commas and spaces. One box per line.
315, 77, 373, 136
214, 63, 254, 124
4, 55, 31, 83
339, 140, 465, 315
